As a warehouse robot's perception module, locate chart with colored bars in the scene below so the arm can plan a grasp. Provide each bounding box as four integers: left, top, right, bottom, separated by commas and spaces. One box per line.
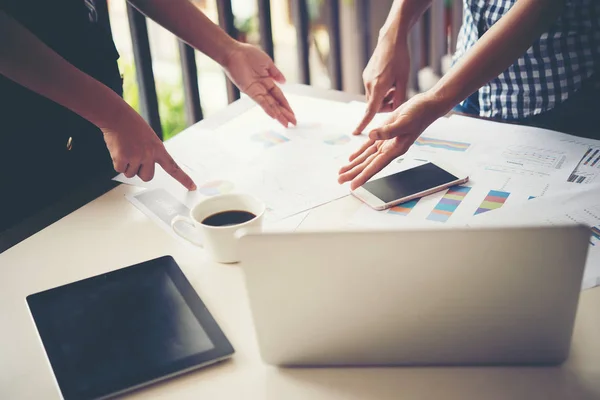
388, 199, 419, 216
414, 137, 471, 152
569, 147, 600, 183
197, 180, 235, 196
427, 186, 471, 222
583, 148, 600, 167
591, 226, 600, 246
251, 131, 290, 148
323, 134, 351, 146
475, 190, 510, 215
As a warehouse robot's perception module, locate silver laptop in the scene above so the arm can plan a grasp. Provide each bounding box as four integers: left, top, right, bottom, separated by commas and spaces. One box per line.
238, 225, 590, 366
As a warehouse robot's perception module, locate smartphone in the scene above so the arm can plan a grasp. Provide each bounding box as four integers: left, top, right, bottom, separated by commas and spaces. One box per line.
351, 161, 469, 210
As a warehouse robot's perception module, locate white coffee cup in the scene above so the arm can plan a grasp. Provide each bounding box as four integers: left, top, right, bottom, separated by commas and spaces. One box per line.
171, 193, 265, 263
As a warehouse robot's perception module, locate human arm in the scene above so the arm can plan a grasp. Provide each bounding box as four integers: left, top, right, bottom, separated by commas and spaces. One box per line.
352, 0, 432, 135
0, 11, 195, 188
340, 0, 565, 189
128, 0, 296, 127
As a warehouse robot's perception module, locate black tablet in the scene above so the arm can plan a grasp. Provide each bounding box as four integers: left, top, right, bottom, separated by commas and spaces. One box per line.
26, 256, 234, 400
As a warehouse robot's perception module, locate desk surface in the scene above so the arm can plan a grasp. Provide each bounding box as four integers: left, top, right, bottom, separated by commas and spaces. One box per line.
1, 85, 599, 400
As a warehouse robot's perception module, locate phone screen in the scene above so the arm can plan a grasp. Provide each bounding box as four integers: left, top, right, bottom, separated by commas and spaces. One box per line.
362, 163, 459, 203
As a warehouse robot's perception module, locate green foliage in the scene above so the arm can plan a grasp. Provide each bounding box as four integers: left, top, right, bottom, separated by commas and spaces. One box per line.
118, 60, 186, 141
158, 80, 186, 141
235, 15, 257, 34
120, 60, 140, 113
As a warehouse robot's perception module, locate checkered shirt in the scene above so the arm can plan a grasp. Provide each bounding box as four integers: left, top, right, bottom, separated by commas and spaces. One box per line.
453, 0, 600, 119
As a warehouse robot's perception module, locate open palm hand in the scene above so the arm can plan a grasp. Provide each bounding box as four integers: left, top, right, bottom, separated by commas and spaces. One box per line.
223, 43, 296, 127
339, 93, 443, 189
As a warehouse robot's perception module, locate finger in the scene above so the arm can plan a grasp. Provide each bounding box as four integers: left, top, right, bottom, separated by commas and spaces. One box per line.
352, 86, 387, 135
382, 88, 395, 109
353, 110, 374, 136
254, 94, 278, 120
379, 103, 396, 113
364, 82, 372, 104
349, 138, 376, 162
339, 143, 377, 174
156, 149, 196, 191
137, 161, 156, 182
351, 152, 398, 190
268, 64, 286, 84
124, 161, 140, 179
268, 85, 296, 124
281, 108, 296, 126
338, 152, 379, 184
112, 157, 128, 173
265, 95, 288, 127
369, 115, 412, 141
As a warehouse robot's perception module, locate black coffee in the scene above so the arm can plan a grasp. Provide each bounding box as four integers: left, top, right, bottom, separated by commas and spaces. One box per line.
201, 210, 256, 227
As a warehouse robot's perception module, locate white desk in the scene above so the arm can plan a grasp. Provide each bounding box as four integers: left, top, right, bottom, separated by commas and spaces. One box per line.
1, 86, 599, 400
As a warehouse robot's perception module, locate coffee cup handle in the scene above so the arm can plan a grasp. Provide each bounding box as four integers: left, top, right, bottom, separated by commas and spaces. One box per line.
171, 216, 203, 247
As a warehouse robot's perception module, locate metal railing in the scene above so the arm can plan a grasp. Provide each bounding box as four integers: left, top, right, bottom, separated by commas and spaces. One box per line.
101, 0, 463, 140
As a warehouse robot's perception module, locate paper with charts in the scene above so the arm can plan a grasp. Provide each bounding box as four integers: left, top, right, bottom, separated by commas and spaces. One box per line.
167, 95, 393, 220
174, 96, 583, 221
116, 95, 388, 221
114, 93, 600, 287
348, 114, 600, 289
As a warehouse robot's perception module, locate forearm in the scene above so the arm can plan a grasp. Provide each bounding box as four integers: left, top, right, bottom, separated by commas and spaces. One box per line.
379, 0, 433, 40
430, 0, 564, 115
0, 11, 132, 130
128, 0, 237, 65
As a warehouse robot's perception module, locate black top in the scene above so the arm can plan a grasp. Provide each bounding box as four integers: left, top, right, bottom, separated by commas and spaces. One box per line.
0, 0, 123, 232
1, 0, 119, 79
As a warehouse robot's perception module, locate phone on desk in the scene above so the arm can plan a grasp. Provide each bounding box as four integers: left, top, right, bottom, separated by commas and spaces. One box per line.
352, 160, 469, 210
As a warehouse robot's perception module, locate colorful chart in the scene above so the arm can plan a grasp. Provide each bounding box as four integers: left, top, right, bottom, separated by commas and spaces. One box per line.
388, 199, 419, 216
251, 130, 290, 148
323, 134, 351, 146
197, 180, 234, 196
414, 137, 471, 152
568, 173, 590, 184
475, 190, 510, 215
584, 149, 599, 166
427, 185, 471, 222
590, 226, 600, 246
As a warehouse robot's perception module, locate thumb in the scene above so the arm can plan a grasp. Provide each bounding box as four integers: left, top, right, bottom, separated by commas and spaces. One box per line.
352, 85, 387, 136
368, 113, 412, 141
268, 64, 286, 84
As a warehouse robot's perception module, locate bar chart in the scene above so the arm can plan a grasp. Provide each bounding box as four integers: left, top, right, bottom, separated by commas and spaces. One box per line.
414, 137, 471, 152
427, 186, 472, 222
388, 199, 420, 216
475, 190, 510, 215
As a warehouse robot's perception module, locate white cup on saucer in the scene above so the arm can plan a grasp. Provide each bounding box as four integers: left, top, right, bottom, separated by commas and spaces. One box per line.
171, 193, 265, 263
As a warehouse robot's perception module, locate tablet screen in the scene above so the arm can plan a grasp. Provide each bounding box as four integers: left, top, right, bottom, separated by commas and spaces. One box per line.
27, 256, 233, 400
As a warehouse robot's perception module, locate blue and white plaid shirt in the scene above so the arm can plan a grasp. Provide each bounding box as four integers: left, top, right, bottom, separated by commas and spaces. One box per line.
453, 0, 600, 119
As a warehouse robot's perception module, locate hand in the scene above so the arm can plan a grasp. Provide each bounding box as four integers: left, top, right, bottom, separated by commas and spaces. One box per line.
222, 42, 296, 127
352, 31, 411, 135
101, 108, 196, 190
339, 93, 442, 190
